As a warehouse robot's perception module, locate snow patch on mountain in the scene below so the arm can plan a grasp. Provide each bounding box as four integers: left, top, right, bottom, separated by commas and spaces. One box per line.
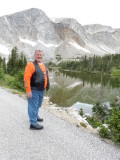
49, 17, 66, 23
38, 40, 59, 48
99, 44, 115, 54
19, 36, 37, 46
69, 42, 90, 53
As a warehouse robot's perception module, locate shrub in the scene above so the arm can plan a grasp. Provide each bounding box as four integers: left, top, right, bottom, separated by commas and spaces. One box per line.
14, 70, 25, 91
93, 102, 107, 118
99, 125, 110, 138
5, 75, 15, 88
80, 122, 87, 128
0, 67, 4, 79
92, 102, 110, 123
87, 116, 102, 128
79, 108, 84, 117
107, 106, 120, 143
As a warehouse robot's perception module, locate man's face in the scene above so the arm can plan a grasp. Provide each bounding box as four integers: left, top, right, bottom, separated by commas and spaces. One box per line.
35, 50, 43, 63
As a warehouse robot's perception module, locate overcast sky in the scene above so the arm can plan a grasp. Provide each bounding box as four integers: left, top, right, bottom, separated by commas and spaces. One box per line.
0, 0, 120, 28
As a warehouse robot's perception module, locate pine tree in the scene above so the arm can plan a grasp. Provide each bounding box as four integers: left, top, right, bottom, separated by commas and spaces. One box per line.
3, 58, 6, 73
18, 52, 24, 71
7, 46, 18, 75
18, 52, 27, 70
7, 46, 28, 75
23, 55, 27, 68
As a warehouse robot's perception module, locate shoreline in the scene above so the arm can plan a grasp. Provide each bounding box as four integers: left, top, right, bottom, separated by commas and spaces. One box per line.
42, 96, 115, 145
43, 96, 98, 134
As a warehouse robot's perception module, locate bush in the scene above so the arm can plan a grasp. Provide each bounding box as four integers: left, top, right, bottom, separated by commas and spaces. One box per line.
99, 125, 110, 138
87, 100, 120, 144
80, 122, 87, 128
14, 70, 25, 91
3, 71, 25, 92
79, 108, 84, 117
93, 102, 107, 118
92, 102, 110, 124
87, 116, 102, 128
5, 75, 15, 88
0, 68, 4, 79
107, 106, 120, 143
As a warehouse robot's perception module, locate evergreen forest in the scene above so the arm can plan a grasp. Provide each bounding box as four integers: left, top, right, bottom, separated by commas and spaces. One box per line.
0, 46, 27, 91
59, 54, 120, 76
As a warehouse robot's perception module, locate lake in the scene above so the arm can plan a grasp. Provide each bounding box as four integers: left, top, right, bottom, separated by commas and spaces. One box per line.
47, 69, 120, 113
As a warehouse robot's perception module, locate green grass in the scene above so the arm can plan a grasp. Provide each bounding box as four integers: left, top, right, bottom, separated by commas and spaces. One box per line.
0, 74, 25, 95
0, 74, 14, 87
112, 69, 120, 77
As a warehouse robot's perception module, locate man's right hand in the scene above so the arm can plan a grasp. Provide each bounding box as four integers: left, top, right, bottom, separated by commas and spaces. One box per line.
27, 92, 32, 98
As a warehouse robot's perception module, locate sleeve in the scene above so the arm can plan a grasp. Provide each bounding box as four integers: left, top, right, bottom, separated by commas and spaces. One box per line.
24, 62, 35, 92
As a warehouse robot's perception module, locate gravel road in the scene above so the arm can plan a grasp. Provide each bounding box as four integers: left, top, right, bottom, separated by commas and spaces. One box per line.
0, 87, 120, 160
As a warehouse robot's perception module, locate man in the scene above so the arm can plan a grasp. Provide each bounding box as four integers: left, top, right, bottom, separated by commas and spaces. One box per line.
24, 50, 50, 130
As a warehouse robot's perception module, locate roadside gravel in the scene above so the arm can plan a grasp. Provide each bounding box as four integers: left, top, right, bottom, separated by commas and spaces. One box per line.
0, 87, 120, 160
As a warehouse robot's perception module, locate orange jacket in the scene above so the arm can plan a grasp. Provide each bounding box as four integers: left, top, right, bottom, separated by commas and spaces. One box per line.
24, 62, 48, 92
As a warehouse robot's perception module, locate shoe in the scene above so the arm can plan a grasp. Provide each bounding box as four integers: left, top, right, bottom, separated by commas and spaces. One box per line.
30, 124, 44, 130
37, 117, 43, 122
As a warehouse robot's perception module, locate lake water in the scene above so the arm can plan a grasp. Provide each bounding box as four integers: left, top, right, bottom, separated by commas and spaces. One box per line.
47, 69, 120, 113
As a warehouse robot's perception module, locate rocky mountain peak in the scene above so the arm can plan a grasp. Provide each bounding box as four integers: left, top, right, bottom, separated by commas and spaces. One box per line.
84, 24, 115, 34
0, 8, 120, 62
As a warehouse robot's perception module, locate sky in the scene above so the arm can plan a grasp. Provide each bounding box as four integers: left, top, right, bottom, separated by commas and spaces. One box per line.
0, 0, 120, 29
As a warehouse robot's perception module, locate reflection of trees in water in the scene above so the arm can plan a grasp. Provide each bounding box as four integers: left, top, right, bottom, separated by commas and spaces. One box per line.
48, 69, 120, 106
59, 70, 120, 89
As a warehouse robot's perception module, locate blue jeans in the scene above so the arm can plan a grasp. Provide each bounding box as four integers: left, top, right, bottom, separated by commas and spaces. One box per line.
27, 89, 44, 125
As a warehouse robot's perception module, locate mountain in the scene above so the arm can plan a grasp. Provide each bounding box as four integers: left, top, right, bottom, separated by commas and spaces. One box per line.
0, 8, 120, 62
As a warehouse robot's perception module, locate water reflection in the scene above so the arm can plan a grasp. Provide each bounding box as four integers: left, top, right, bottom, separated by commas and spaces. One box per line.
60, 70, 120, 88
47, 69, 120, 107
